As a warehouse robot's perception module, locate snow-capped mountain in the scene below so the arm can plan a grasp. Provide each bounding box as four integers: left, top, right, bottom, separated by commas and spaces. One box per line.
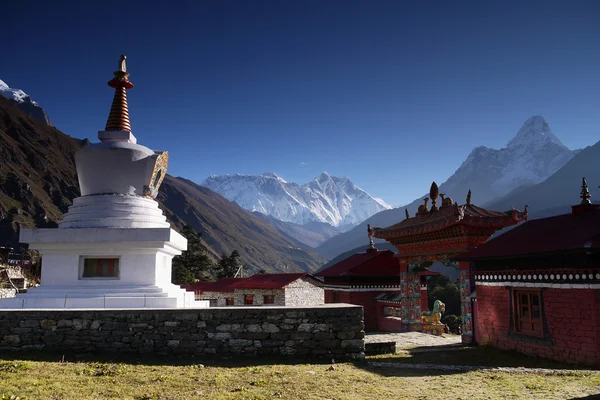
403, 116, 575, 212
0, 79, 53, 126
202, 172, 391, 229
315, 116, 578, 259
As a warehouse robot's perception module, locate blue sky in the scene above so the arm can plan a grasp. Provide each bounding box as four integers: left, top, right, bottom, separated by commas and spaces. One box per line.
1, 0, 599, 206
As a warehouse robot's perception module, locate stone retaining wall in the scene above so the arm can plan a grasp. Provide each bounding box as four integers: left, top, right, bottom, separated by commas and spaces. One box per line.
0, 288, 16, 298
0, 304, 365, 360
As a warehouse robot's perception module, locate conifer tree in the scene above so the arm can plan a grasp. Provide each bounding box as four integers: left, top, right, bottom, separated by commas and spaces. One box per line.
171, 224, 213, 284
216, 250, 242, 279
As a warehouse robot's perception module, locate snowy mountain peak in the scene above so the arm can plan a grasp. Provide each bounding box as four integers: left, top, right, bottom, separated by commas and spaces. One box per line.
202, 173, 391, 228
507, 115, 567, 150
0, 79, 35, 104
405, 116, 576, 211
0, 78, 53, 126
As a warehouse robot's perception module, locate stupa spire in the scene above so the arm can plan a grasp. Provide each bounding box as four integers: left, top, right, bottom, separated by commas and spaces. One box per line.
105, 55, 134, 132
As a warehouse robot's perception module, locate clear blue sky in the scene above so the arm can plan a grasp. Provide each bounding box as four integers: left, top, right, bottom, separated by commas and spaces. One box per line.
1, 0, 599, 206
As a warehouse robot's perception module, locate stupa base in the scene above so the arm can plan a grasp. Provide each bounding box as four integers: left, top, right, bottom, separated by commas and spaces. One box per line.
0, 227, 206, 309
0, 284, 208, 309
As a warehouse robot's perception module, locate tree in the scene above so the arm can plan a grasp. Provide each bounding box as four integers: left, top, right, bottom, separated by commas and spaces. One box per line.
216, 250, 242, 279
171, 225, 213, 284
427, 275, 461, 317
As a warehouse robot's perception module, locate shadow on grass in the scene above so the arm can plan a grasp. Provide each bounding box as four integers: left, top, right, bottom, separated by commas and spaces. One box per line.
369, 345, 600, 371
0, 350, 467, 378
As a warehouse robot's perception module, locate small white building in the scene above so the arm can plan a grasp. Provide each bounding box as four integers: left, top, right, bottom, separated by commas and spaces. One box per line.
0, 55, 205, 309
183, 273, 324, 307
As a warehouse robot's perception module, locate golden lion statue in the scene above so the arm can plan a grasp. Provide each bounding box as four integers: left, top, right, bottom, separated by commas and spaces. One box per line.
422, 300, 445, 325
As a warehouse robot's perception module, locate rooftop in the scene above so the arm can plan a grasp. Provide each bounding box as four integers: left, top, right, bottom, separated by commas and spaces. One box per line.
457, 177, 600, 260
181, 273, 321, 293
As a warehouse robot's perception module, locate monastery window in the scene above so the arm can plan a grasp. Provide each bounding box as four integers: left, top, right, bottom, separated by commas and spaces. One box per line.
225, 297, 234, 306
81, 258, 119, 278
263, 295, 275, 304
244, 294, 254, 305
513, 289, 543, 337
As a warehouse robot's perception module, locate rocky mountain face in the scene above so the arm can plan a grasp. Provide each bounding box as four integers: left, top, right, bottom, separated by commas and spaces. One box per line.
0, 79, 53, 126
315, 116, 577, 259
0, 96, 83, 244
0, 97, 325, 273
202, 172, 391, 230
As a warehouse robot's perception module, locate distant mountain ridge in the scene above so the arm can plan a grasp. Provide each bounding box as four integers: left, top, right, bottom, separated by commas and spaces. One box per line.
0, 79, 53, 126
202, 172, 391, 229
315, 116, 579, 259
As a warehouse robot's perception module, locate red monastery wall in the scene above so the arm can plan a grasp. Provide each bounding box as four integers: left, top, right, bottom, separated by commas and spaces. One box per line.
476, 285, 600, 366
325, 290, 386, 331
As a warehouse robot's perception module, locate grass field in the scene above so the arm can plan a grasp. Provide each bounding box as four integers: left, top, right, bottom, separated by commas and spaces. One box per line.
0, 349, 599, 400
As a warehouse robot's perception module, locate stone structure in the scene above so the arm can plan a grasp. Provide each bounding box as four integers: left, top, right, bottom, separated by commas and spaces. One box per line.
0, 305, 365, 359
184, 274, 324, 307
372, 182, 526, 341
0, 289, 16, 298
0, 56, 203, 309
457, 178, 600, 366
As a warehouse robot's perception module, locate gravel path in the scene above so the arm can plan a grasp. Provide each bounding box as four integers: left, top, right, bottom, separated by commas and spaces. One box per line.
365, 332, 462, 350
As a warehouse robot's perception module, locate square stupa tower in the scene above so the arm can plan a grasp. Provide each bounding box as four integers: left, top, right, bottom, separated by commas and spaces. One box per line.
0, 56, 205, 309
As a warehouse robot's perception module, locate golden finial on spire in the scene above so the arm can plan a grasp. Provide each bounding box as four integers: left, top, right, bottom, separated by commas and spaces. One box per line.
105, 54, 134, 132
118, 54, 127, 72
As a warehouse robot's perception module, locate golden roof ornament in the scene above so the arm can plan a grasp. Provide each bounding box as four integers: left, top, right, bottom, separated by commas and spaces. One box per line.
405, 208, 409, 220
417, 197, 430, 214
580, 177, 591, 204
105, 54, 134, 132
429, 182, 439, 211
466, 189, 472, 205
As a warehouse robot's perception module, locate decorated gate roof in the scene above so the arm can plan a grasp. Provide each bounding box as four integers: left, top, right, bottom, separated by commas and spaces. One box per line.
372, 182, 527, 259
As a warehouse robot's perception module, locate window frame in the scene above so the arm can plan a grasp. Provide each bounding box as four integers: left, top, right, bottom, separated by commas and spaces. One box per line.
263, 294, 275, 305
244, 294, 254, 305
512, 289, 544, 338
225, 297, 234, 306
79, 257, 121, 280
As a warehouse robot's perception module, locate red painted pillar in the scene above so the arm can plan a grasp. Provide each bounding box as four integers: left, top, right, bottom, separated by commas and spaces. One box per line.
398, 258, 410, 331
459, 261, 474, 344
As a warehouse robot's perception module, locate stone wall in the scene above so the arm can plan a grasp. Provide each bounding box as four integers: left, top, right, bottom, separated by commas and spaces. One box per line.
0, 288, 16, 298
285, 277, 324, 307
0, 304, 365, 360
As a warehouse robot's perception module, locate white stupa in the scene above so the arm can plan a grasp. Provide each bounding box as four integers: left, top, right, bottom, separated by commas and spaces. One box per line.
0, 55, 206, 309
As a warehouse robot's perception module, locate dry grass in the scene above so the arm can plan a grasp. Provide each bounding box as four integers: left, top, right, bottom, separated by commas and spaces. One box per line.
0, 351, 599, 400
